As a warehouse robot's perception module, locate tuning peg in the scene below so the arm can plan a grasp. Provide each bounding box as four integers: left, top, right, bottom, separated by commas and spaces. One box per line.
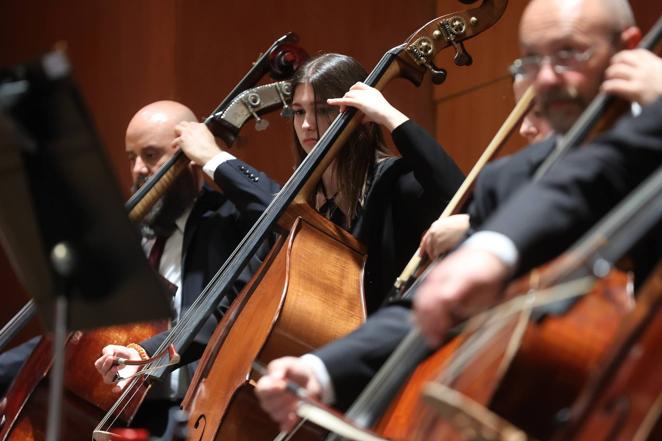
255, 118, 269, 131
242, 93, 270, 131
452, 41, 473, 66
427, 63, 447, 84
276, 81, 293, 118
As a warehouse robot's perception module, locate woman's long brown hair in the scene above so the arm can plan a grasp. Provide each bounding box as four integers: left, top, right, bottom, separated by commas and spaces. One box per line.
290, 53, 390, 227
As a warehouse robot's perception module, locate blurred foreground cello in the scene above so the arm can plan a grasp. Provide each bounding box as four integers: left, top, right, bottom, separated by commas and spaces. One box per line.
550, 260, 662, 441
377, 167, 662, 441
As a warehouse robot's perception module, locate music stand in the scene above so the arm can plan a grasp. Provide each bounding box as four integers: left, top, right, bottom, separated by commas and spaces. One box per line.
0, 51, 172, 440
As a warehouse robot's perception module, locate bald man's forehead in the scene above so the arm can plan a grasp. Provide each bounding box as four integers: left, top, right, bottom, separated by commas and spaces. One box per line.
127, 118, 175, 145
520, 0, 617, 52
125, 101, 195, 155
146, 110, 170, 124
135, 100, 197, 122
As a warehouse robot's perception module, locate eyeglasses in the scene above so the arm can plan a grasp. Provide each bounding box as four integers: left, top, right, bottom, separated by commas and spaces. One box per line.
509, 47, 594, 78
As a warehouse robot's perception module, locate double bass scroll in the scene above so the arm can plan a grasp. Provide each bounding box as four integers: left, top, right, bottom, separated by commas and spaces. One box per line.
126, 33, 308, 223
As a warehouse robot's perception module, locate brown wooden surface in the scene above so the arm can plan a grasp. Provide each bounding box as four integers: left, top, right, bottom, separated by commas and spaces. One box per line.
1, 323, 162, 441
489, 272, 631, 440
553, 263, 662, 441
376, 313, 524, 441
373, 271, 630, 441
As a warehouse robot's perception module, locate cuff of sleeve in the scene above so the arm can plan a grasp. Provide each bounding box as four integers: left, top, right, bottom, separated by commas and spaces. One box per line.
301, 354, 335, 405
202, 151, 236, 178
390, 118, 413, 137
462, 231, 519, 274
631, 101, 642, 117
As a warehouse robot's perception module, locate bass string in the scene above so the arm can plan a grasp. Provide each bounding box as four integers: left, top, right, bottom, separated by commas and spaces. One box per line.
96, 374, 147, 432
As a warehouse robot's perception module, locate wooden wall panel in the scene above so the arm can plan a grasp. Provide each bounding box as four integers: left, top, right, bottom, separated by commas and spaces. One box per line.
171, 0, 438, 183
0, 0, 178, 193
0, 0, 435, 338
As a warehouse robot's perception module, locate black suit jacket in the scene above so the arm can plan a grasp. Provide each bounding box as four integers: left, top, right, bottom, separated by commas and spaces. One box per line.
140, 158, 279, 367
352, 120, 464, 313
467, 136, 556, 230
482, 98, 662, 278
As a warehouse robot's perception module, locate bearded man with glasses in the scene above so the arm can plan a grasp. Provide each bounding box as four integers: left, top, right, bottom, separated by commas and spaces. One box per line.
511, 0, 641, 134
415, 0, 660, 344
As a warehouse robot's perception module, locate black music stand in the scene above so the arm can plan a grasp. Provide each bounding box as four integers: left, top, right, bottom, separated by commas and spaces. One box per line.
0, 51, 172, 440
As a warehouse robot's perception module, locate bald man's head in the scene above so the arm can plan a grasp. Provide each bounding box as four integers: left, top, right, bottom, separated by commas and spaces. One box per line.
125, 101, 199, 237
125, 101, 197, 186
521, 0, 634, 41
517, 0, 640, 134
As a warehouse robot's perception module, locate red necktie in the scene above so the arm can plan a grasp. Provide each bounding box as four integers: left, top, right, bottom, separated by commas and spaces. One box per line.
148, 235, 167, 270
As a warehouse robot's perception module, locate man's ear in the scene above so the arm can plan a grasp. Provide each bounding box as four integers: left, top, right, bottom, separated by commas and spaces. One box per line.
620, 26, 642, 49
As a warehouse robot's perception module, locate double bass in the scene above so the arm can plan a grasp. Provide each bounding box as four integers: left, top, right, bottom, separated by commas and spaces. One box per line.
311, 16, 662, 439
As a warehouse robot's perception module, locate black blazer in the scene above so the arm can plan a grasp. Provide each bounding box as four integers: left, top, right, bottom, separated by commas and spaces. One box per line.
140, 158, 279, 365
314, 136, 558, 408
467, 136, 556, 230
352, 120, 464, 313
314, 303, 416, 410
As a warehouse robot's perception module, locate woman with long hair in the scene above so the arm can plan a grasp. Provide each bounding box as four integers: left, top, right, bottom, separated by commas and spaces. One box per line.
288, 53, 464, 312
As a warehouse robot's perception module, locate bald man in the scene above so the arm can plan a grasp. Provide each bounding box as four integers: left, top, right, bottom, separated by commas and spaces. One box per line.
93, 100, 279, 435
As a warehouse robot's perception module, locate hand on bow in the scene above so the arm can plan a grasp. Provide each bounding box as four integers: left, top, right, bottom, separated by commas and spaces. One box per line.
414, 247, 510, 347
255, 356, 323, 432
419, 214, 470, 260
94, 345, 141, 393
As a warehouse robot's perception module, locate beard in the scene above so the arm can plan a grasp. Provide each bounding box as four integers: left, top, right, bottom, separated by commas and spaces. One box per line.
135, 169, 198, 239
539, 85, 588, 135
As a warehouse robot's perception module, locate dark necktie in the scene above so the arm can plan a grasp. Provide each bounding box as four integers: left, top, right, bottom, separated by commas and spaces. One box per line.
320, 198, 347, 228
148, 235, 167, 270
149, 235, 178, 314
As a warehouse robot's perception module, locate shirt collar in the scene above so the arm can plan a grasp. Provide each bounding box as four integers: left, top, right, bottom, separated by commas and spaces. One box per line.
175, 205, 193, 234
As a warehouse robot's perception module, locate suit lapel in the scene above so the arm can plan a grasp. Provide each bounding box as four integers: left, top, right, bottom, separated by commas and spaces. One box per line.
181, 187, 224, 295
